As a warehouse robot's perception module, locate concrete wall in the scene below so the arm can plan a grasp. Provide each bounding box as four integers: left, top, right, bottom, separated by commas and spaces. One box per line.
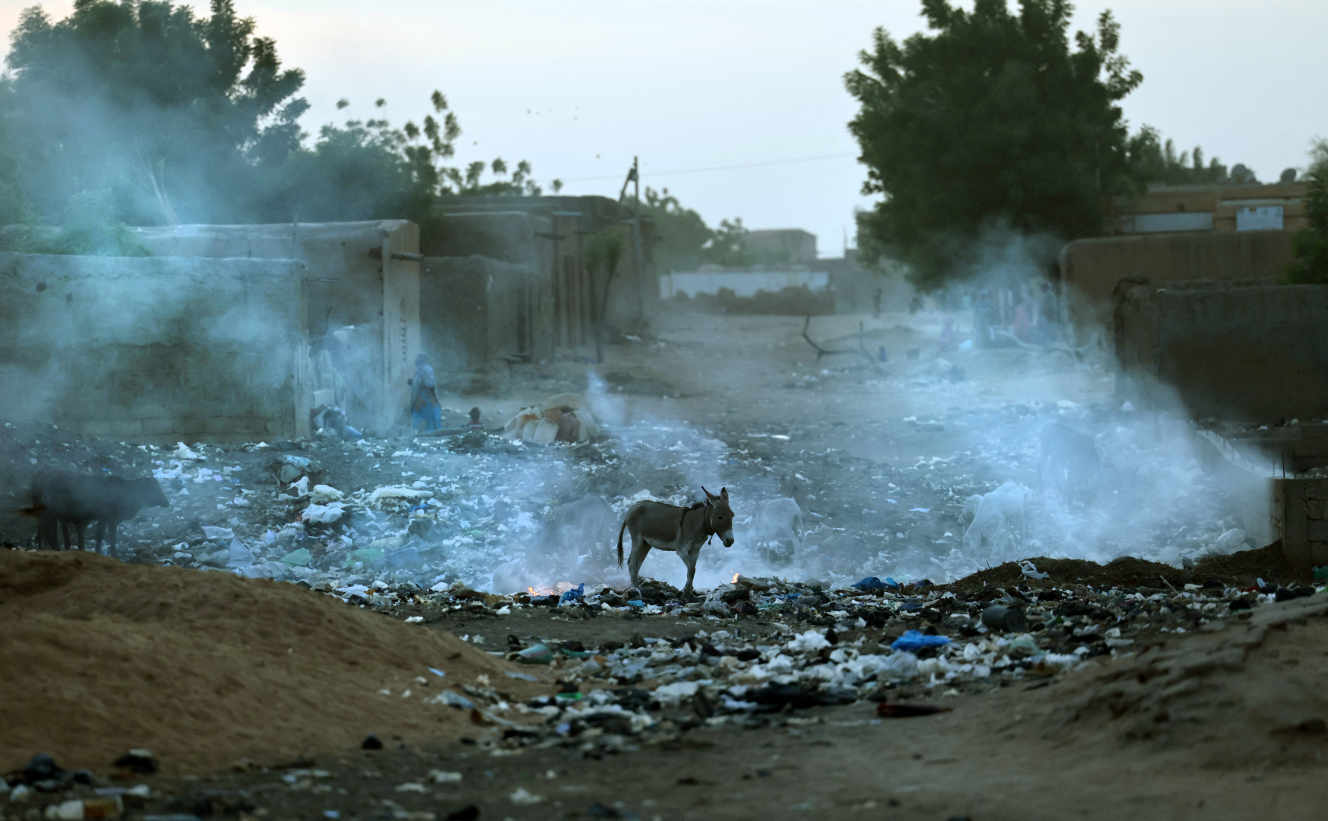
660, 270, 830, 298
420, 255, 534, 369
1114, 280, 1328, 422
0, 252, 307, 440
1274, 479, 1328, 568
1059, 230, 1295, 339
125, 220, 420, 431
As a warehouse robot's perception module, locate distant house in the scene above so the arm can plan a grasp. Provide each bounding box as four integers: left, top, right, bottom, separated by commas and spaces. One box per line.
1110, 182, 1309, 235
422, 195, 656, 366
746, 229, 818, 265
1059, 181, 1310, 342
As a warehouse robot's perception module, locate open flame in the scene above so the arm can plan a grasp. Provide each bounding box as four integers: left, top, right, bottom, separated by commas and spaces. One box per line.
525, 582, 573, 597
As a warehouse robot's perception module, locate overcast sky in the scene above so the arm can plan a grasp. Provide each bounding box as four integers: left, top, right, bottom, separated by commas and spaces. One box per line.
3, 0, 1325, 259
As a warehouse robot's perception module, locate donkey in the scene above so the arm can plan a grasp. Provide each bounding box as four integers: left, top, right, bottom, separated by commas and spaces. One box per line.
617, 486, 735, 595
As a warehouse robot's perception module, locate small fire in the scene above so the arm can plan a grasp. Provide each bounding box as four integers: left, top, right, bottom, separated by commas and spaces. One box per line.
525, 583, 567, 597
732, 572, 742, 584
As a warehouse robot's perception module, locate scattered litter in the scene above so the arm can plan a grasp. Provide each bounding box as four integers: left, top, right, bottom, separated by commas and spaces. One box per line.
1019, 560, 1049, 580
310, 484, 345, 504
514, 643, 554, 664
509, 787, 544, 805
891, 630, 951, 652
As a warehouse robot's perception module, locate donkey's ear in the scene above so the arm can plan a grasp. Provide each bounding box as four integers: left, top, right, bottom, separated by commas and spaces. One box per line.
720, 487, 728, 498
701, 485, 713, 499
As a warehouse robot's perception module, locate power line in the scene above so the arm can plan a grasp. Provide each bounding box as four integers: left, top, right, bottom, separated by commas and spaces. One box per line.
558, 151, 858, 184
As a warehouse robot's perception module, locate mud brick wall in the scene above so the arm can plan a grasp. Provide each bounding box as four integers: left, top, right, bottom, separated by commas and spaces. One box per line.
425, 212, 555, 363
1113, 282, 1328, 422
0, 252, 307, 440
1059, 230, 1294, 342
420, 255, 534, 371
124, 221, 421, 432
1274, 478, 1328, 568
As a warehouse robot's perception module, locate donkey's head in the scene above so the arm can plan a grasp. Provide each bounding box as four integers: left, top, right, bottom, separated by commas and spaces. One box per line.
701, 486, 735, 547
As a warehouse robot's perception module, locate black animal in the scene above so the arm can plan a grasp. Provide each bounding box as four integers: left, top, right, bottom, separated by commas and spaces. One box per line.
29, 470, 169, 554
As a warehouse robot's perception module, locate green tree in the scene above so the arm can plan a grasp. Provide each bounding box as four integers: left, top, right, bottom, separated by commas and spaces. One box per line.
292, 92, 561, 222
0, 76, 32, 225
638, 186, 712, 273
1125, 127, 1219, 185
844, 0, 1143, 290
1288, 139, 1328, 284
5, 0, 307, 225
702, 217, 756, 267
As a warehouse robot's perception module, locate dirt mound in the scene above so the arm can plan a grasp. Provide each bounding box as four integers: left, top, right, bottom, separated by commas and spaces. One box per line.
1051, 595, 1328, 769
944, 543, 1302, 594
0, 551, 550, 775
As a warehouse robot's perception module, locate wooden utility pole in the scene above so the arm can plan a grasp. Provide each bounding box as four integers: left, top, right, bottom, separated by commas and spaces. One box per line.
630, 156, 645, 321
617, 156, 646, 323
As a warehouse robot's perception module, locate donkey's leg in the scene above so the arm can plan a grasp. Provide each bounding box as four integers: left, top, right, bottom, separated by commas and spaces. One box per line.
679, 543, 701, 595
626, 533, 651, 588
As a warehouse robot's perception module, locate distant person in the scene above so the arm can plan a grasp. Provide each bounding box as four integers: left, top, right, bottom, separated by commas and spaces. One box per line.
468, 406, 483, 430
872, 287, 883, 318
1013, 296, 1034, 343
1037, 282, 1058, 342
408, 353, 441, 432
974, 288, 996, 347
939, 316, 958, 352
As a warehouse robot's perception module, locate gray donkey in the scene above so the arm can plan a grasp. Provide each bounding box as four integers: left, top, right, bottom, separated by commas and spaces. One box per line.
617, 486, 735, 595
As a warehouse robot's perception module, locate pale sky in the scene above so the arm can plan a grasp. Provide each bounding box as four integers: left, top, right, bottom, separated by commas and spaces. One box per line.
3, 0, 1325, 258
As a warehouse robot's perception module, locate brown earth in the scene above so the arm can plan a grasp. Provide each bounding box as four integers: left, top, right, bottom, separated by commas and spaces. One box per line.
0, 550, 551, 775
3, 308, 1323, 820
2, 550, 1326, 821
942, 542, 1303, 595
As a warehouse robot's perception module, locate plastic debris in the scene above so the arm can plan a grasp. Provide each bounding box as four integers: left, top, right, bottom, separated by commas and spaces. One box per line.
280, 548, 313, 566
301, 502, 347, 525
1019, 560, 1049, 580
310, 484, 344, 504
981, 604, 1028, 632
514, 643, 554, 664
852, 576, 899, 592
891, 630, 951, 651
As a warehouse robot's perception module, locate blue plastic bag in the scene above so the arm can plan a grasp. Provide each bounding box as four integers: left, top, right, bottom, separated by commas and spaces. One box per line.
853, 576, 901, 592
891, 629, 951, 652
559, 583, 585, 605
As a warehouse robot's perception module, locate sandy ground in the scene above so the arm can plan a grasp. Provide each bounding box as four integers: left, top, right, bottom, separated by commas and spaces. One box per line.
2, 307, 1324, 820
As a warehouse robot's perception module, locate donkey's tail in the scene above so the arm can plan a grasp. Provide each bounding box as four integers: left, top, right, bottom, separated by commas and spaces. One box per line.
617, 514, 630, 568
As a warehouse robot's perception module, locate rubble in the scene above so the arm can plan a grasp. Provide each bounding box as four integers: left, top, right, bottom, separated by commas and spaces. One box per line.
296, 554, 1321, 758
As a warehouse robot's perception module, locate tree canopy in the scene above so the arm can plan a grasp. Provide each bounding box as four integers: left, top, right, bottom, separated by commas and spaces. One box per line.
845, 0, 1144, 290
0, 0, 564, 237
1125, 125, 1259, 187
1288, 139, 1328, 284
5, 0, 307, 226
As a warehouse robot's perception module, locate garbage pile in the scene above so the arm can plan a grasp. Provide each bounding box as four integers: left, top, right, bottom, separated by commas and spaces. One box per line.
336, 563, 1322, 755
3, 389, 1258, 595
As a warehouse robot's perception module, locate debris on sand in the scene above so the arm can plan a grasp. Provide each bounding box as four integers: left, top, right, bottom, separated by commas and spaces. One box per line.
0, 551, 551, 775
503, 393, 601, 444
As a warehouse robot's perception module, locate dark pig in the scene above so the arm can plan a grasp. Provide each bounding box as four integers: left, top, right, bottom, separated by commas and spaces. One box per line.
29, 470, 169, 554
